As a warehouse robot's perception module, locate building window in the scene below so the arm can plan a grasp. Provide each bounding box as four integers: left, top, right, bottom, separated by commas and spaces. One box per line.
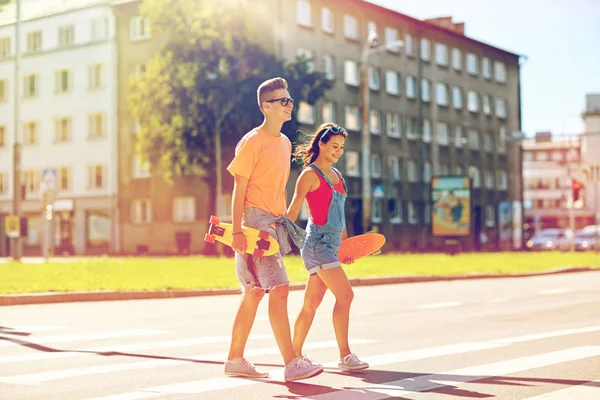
469, 166, 481, 188
467, 90, 479, 112
494, 61, 507, 83
23, 170, 40, 195
132, 155, 150, 179
173, 196, 196, 223
297, 0, 311, 27
482, 58, 492, 79
55, 69, 71, 94
495, 97, 507, 119
498, 125, 507, 153
344, 105, 360, 131
321, 7, 333, 33
468, 129, 480, 149
485, 205, 495, 227
344, 15, 358, 39
484, 169, 494, 188
406, 118, 418, 139
385, 27, 399, 53
483, 132, 493, 152
408, 201, 418, 224
0, 171, 8, 195
344, 60, 359, 86
322, 101, 335, 122
386, 113, 400, 138
23, 74, 38, 98
405, 34, 413, 56
389, 199, 402, 224
297, 48, 315, 72
435, 83, 448, 106
423, 161, 432, 182
388, 156, 401, 180
370, 153, 382, 178
466, 53, 478, 75
91, 17, 109, 41
0, 79, 5, 102
345, 151, 360, 177
440, 163, 450, 176
26, 30, 42, 52
58, 24, 74, 47
323, 54, 335, 80
0, 125, 5, 148
452, 86, 463, 109
371, 199, 383, 223
483, 94, 492, 115
437, 122, 449, 145
454, 126, 464, 148
132, 199, 152, 224
406, 76, 416, 98
407, 160, 418, 182
297, 101, 315, 124
455, 165, 464, 175
368, 67, 380, 90
88, 113, 105, 138
423, 119, 432, 142
420, 38, 431, 61
385, 70, 399, 95
57, 166, 71, 191
87, 164, 106, 189
0, 37, 10, 57
451, 48, 462, 70
23, 121, 37, 145
369, 110, 381, 134
435, 43, 448, 66
54, 117, 71, 143
497, 170, 508, 190
129, 17, 150, 41
421, 79, 431, 102
88, 64, 104, 90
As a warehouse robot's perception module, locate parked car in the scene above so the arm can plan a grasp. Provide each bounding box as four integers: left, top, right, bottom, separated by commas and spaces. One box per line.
526, 229, 569, 251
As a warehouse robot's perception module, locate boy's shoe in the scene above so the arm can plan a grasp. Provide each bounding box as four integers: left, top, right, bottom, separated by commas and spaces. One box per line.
224, 358, 269, 378
338, 353, 369, 370
284, 357, 324, 382
302, 354, 323, 367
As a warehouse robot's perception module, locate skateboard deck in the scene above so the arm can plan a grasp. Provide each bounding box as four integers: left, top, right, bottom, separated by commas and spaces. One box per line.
204, 215, 280, 257
338, 233, 386, 263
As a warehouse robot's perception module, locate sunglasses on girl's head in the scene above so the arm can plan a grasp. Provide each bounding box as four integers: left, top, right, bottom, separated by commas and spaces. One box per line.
266, 97, 295, 107
320, 125, 346, 141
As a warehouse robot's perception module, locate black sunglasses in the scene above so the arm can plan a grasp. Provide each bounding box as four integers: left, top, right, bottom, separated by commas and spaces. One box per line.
320, 125, 346, 141
266, 97, 295, 107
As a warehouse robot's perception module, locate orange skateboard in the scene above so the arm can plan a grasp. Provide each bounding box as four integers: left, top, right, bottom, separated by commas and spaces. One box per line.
338, 233, 386, 263
204, 215, 280, 257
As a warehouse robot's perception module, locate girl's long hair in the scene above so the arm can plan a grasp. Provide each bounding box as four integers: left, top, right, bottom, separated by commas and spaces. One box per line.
293, 122, 348, 167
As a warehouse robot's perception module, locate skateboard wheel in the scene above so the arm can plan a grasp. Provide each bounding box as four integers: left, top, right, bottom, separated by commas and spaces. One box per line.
258, 230, 270, 240
209, 215, 220, 225
253, 249, 264, 257
204, 233, 216, 243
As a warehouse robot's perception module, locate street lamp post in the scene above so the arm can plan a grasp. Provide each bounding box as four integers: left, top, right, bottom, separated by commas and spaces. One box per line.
11, 0, 22, 261
360, 32, 403, 234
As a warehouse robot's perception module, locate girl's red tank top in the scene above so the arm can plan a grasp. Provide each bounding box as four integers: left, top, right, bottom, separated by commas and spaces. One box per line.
305, 169, 346, 226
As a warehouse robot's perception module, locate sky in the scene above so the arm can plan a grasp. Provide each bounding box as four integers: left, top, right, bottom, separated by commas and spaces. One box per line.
371, 0, 600, 137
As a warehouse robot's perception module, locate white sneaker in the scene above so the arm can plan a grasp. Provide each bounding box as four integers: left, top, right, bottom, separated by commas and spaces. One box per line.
284, 357, 323, 382
302, 354, 323, 367
338, 353, 369, 370
224, 358, 269, 378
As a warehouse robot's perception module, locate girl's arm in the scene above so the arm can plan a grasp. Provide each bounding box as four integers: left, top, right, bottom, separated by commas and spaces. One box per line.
286, 169, 317, 222
341, 227, 349, 241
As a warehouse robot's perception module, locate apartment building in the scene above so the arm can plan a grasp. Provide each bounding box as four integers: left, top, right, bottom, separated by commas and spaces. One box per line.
580, 93, 600, 227
266, 0, 523, 251
0, 0, 119, 256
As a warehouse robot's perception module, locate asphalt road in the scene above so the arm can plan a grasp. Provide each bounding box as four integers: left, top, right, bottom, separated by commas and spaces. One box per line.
1, 270, 599, 399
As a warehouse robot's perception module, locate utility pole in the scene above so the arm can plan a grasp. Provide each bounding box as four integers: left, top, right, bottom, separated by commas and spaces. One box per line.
11, 0, 22, 261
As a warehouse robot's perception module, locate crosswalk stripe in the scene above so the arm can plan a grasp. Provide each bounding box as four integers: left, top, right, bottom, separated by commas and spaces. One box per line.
298, 346, 600, 400
84, 326, 600, 400
0, 329, 163, 348
417, 301, 462, 309
0, 326, 66, 333
0, 334, 271, 365
0, 339, 376, 385
521, 379, 600, 399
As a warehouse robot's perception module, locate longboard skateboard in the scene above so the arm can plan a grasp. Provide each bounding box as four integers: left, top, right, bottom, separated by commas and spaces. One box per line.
338, 233, 386, 263
204, 215, 280, 257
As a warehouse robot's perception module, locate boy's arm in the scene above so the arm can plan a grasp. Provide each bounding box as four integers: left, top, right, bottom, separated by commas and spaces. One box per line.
286, 170, 315, 222
231, 174, 249, 254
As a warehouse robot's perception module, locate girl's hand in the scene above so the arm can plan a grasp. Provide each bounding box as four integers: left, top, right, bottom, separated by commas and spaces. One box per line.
341, 257, 354, 265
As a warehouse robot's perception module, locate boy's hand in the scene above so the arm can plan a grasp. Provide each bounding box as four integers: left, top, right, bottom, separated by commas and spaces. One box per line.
232, 233, 248, 255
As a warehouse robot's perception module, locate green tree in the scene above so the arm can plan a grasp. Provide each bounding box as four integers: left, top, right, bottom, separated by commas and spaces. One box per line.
128, 0, 331, 217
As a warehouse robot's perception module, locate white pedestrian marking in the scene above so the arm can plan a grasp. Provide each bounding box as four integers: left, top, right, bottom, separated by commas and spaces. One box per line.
539, 288, 571, 295
0, 326, 66, 333
0, 334, 270, 365
521, 379, 600, 399
84, 326, 600, 400
417, 301, 461, 309
298, 346, 600, 400
0, 329, 162, 348
0, 339, 376, 385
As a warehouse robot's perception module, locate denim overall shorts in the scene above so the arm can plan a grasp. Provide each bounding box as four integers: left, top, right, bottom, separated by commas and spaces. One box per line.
301, 164, 348, 275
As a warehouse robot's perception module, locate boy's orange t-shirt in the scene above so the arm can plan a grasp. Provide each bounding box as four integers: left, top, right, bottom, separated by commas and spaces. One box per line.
227, 128, 292, 216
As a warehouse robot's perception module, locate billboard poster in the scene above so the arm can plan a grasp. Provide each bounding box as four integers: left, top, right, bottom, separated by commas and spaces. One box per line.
498, 201, 512, 250
431, 176, 471, 237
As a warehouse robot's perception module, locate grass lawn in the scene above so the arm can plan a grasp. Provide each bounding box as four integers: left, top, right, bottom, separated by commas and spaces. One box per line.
0, 252, 598, 294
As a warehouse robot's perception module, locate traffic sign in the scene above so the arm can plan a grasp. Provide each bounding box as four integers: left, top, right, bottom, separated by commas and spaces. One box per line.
4, 215, 20, 238
42, 167, 57, 188
372, 185, 385, 199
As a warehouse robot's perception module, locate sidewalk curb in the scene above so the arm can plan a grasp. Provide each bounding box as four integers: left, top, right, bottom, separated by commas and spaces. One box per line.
1, 266, 597, 306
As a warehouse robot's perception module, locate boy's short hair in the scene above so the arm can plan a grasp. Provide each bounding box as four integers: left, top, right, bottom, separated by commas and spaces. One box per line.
257, 77, 288, 109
